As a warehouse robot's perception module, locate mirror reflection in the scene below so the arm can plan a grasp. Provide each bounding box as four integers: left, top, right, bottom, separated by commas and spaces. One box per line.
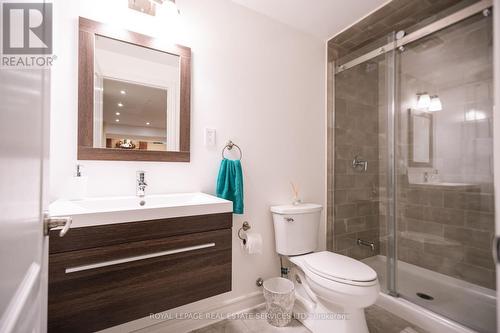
93, 35, 180, 151
409, 110, 433, 167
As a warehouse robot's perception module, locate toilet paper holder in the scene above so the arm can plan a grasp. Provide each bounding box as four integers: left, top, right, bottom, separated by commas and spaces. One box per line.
238, 221, 251, 245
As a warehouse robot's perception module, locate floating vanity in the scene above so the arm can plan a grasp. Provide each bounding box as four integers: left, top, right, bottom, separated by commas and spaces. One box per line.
47, 193, 233, 333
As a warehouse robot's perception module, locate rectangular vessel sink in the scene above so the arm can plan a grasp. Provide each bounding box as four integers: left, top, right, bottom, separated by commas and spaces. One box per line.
49, 192, 233, 228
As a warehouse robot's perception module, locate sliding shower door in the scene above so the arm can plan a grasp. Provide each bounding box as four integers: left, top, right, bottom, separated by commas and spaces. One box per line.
333, 4, 495, 333
394, 11, 495, 333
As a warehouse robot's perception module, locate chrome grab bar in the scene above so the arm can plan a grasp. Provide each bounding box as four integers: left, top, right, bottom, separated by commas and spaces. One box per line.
357, 239, 375, 252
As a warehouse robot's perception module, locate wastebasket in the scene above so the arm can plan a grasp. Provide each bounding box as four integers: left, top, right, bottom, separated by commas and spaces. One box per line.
263, 277, 295, 327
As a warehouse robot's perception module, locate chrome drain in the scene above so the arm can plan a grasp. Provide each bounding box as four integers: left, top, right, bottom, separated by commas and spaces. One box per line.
416, 292, 434, 301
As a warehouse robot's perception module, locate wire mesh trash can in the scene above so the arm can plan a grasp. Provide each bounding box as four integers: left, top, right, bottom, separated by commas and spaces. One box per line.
263, 277, 295, 327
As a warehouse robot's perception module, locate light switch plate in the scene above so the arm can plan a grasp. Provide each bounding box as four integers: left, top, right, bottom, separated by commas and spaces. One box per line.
204, 128, 216, 146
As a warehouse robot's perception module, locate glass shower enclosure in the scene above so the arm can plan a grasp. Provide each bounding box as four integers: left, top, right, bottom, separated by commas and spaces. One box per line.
331, 3, 495, 333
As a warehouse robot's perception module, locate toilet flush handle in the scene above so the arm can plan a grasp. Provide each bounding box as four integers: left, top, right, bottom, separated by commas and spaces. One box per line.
284, 217, 294, 223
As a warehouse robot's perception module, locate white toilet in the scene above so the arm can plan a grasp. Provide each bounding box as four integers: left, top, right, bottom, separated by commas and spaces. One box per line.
270, 203, 380, 333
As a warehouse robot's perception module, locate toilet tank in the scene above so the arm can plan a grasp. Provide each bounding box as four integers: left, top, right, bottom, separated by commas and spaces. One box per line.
270, 203, 323, 256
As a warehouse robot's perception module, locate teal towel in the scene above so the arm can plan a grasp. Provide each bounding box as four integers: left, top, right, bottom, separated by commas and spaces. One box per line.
216, 159, 244, 214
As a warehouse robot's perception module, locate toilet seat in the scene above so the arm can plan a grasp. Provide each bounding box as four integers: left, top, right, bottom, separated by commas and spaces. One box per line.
290, 251, 380, 311
292, 251, 378, 287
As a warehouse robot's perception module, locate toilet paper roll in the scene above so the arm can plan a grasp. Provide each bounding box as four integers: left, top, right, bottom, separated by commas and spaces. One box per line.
243, 232, 262, 255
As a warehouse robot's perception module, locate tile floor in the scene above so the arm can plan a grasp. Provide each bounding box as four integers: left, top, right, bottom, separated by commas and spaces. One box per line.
190, 305, 427, 333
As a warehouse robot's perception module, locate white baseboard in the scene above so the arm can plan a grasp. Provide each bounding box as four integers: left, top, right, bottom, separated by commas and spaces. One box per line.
98, 291, 264, 333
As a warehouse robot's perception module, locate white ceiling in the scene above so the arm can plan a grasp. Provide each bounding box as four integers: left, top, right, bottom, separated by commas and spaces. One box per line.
103, 78, 167, 129
231, 0, 390, 41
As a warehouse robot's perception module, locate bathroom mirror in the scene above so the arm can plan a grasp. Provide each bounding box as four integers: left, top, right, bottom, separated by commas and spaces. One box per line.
408, 109, 433, 167
78, 17, 191, 162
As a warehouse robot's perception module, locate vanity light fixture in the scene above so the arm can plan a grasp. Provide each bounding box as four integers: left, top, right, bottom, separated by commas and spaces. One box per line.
151, 0, 180, 15
416, 93, 431, 109
146, 122, 151, 125
428, 95, 442, 112
115, 119, 120, 122
118, 102, 123, 107
128, 0, 179, 16
120, 90, 126, 95
115, 112, 120, 116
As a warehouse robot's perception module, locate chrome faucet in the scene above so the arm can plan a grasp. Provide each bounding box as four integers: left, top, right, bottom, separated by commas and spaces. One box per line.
352, 155, 368, 172
136, 171, 147, 197
423, 169, 438, 183
423, 171, 430, 183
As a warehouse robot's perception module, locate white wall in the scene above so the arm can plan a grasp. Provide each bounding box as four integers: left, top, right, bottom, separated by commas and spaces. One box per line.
104, 123, 166, 140
50, 0, 325, 329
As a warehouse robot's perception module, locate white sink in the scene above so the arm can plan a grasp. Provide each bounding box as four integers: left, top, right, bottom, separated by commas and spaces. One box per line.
49, 192, 233, 228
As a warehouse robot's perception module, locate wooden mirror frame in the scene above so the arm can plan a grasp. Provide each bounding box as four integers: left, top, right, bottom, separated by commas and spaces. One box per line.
78, 17, 191, 162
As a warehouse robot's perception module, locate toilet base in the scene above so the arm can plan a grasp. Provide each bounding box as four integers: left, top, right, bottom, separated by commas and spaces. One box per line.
293, 299, 369, 333
290, 268, 370, 333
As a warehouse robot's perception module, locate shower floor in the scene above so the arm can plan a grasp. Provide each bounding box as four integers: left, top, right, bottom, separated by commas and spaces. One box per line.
363, 255, 496, 333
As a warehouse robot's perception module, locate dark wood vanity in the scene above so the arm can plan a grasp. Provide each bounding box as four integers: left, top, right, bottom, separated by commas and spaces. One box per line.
48, 213, 232, 333
50, 15, 232, 333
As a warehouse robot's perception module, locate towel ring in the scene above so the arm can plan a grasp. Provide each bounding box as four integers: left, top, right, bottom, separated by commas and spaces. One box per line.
222, 140, 242, 160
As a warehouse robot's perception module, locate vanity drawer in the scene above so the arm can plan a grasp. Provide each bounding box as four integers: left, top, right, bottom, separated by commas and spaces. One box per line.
49, 212, 232, 253
48, 228, 232, 333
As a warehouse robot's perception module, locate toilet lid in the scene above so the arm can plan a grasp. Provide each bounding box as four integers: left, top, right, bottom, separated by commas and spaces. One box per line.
303, 251, 377, 283
270, 203, 322, 214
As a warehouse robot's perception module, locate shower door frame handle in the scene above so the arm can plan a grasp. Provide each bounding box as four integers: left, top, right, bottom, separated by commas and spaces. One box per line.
494, 236, 500, 263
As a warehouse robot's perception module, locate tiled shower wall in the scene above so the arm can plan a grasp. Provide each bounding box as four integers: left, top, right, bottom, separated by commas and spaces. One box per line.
396, 183, 495, 289
330, 11, 495, 290
333, 62, 381, 260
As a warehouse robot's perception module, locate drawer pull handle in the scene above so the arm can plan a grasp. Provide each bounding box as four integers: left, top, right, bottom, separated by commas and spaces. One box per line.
65, 242, 216, 274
